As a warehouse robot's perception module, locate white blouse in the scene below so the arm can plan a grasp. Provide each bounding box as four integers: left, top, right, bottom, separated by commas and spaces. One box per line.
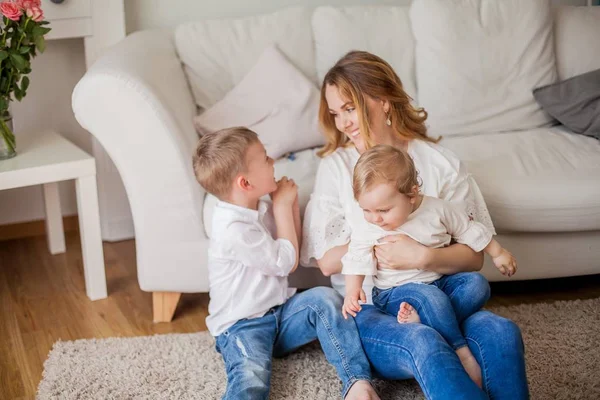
300, 139, 495, 303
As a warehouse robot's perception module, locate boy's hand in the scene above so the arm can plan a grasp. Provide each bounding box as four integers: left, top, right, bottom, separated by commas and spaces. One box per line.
493, 249, 517, 277
292, 192, 299, 214
271, 176, 297, 207
342, 288, 366, 319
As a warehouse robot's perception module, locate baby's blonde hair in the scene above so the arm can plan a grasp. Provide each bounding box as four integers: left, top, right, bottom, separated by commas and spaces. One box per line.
192, 127, 260, 199
353, 145, 420, 201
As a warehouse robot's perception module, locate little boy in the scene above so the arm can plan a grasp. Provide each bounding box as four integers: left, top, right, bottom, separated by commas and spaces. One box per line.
192, 127, 378, 400
341, 144, 517, 388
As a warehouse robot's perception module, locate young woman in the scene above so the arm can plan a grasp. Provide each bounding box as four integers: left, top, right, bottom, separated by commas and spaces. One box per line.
301, 51, 529, 399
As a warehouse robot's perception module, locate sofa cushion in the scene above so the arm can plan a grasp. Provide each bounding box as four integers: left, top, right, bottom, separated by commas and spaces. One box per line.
533, 69, 600, 140
312, 5, 417, 100
203, 148, 320, 238
554, 6, 600, 81
194, 46, 324, 159
441, 126, 600, 233
175, 7, 316, 110
410, 0, 557, 137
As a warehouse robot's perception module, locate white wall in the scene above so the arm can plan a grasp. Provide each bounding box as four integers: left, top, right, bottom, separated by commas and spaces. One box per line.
0, 0, 591, 230
0, 39, 89, 226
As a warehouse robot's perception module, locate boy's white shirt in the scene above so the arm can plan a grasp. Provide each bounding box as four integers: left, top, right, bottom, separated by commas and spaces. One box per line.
206, 200, 297, 337
341, 195, 493, 289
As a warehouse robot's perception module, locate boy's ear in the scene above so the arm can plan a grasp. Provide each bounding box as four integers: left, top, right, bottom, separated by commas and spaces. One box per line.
236, 175, 252, 191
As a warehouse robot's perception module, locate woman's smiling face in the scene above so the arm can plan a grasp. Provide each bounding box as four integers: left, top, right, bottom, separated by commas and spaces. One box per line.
325, 83, 391, 154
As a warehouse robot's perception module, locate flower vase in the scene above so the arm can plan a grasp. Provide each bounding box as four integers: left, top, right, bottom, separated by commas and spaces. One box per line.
0, 110, 16, 160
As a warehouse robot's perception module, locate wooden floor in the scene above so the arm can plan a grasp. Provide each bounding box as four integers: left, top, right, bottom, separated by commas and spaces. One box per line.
1, 232, 600, 399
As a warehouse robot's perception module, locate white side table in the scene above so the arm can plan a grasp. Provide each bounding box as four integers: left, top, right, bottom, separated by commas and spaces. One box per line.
0, 131, 107, 301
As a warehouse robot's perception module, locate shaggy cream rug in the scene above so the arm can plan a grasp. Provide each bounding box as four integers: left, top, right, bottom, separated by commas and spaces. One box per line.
37, 299, 600, 399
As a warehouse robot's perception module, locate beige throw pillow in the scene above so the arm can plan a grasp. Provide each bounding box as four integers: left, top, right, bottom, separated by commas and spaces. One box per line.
194, 45, 324, 159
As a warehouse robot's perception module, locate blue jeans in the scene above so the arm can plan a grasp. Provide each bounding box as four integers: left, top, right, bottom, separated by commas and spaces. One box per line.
356, 275, 529, 399
215, 287, 371, 400
372, 272, 491, 350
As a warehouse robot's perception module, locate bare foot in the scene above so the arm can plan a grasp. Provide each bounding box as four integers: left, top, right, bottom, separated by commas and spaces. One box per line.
456, 346, 483, 388
345, 380, 380, 400
397, 302, 421, 324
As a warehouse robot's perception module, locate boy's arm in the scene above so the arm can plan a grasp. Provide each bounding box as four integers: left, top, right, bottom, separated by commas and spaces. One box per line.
228, 220, 297, 277
274, 202, 299, 274
293, 195, 302, 256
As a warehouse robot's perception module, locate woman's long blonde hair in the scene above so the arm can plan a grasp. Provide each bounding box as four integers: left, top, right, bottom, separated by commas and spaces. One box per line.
318, 51, 439, 157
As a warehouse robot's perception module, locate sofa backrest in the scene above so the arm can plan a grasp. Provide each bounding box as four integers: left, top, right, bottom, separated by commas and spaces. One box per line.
175, 4, 600, 117
554, 6, 600, 81
175, 7, 316, 111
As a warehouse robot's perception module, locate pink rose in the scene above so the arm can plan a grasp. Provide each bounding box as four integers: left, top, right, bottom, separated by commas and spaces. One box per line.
0, 2, 22, 21
25, 5, 43, 22
17, 0, 41, 9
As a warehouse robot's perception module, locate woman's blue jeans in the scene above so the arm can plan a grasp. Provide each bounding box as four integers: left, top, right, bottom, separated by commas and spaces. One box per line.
372, 272, 491, 350
215, 287, 371, 400
356, 273, 529, 400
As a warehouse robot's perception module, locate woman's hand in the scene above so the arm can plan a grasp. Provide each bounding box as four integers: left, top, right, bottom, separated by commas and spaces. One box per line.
374, 234, 431, 271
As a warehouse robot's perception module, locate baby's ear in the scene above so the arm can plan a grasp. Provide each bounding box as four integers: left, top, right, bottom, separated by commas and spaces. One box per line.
409, 185, 419, 200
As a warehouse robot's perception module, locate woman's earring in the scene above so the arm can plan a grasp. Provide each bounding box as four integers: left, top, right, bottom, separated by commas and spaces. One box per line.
385, 114, 392, 126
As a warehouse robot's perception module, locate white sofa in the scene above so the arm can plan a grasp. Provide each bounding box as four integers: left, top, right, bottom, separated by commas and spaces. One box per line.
72, 4, 600, 322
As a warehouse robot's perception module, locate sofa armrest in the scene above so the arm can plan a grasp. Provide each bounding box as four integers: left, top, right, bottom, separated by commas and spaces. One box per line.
72, 29, 210, 293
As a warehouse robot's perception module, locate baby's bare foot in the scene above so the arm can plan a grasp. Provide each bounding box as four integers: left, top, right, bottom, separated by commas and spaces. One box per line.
345, 380, 380, 400
397, 302, 421, 324
456, 346, 483, 388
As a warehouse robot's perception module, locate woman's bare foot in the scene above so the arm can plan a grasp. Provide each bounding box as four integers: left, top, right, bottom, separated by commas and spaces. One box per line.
456, 346, 483, 388
345, 380, 380, 400
397, 302, 421, 324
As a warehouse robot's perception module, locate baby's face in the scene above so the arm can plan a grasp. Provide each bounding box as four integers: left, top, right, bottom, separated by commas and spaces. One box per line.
358, 182, 415, 230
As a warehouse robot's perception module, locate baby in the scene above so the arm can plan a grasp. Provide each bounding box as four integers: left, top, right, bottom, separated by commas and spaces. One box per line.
342, 144, 517, 387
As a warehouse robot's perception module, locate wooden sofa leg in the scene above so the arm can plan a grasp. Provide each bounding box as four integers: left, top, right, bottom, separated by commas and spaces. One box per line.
153, 292, 182, 323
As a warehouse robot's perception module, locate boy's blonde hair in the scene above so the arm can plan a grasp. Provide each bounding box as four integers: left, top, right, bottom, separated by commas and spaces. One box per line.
353, 145, 420, 201
192, 127, 260, 199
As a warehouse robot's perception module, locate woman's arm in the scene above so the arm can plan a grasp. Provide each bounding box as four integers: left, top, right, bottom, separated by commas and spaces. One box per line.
316, 243, 349, 277
375, 234, 483, 275
424, 243, 484, 274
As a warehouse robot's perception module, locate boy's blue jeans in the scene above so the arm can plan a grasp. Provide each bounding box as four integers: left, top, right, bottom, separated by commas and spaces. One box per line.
372, 272, 491, 350
215, 286, 371, 400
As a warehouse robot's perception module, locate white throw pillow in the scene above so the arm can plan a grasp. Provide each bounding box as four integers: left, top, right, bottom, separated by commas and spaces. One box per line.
410, 0, 557, 137
193, 46, 324, 159
175, 7, 316, 110
312, 6, 417, 100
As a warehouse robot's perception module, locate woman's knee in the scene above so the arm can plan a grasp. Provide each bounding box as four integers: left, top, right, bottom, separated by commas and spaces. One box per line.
465, 311, 523, 347
305, 286, 344, 310
460, 272, 491, 303
403, 324, 452, 361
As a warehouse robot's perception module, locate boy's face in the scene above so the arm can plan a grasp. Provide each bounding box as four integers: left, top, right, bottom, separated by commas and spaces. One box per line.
358, 182, 415, 230
243, 141, 278, 197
